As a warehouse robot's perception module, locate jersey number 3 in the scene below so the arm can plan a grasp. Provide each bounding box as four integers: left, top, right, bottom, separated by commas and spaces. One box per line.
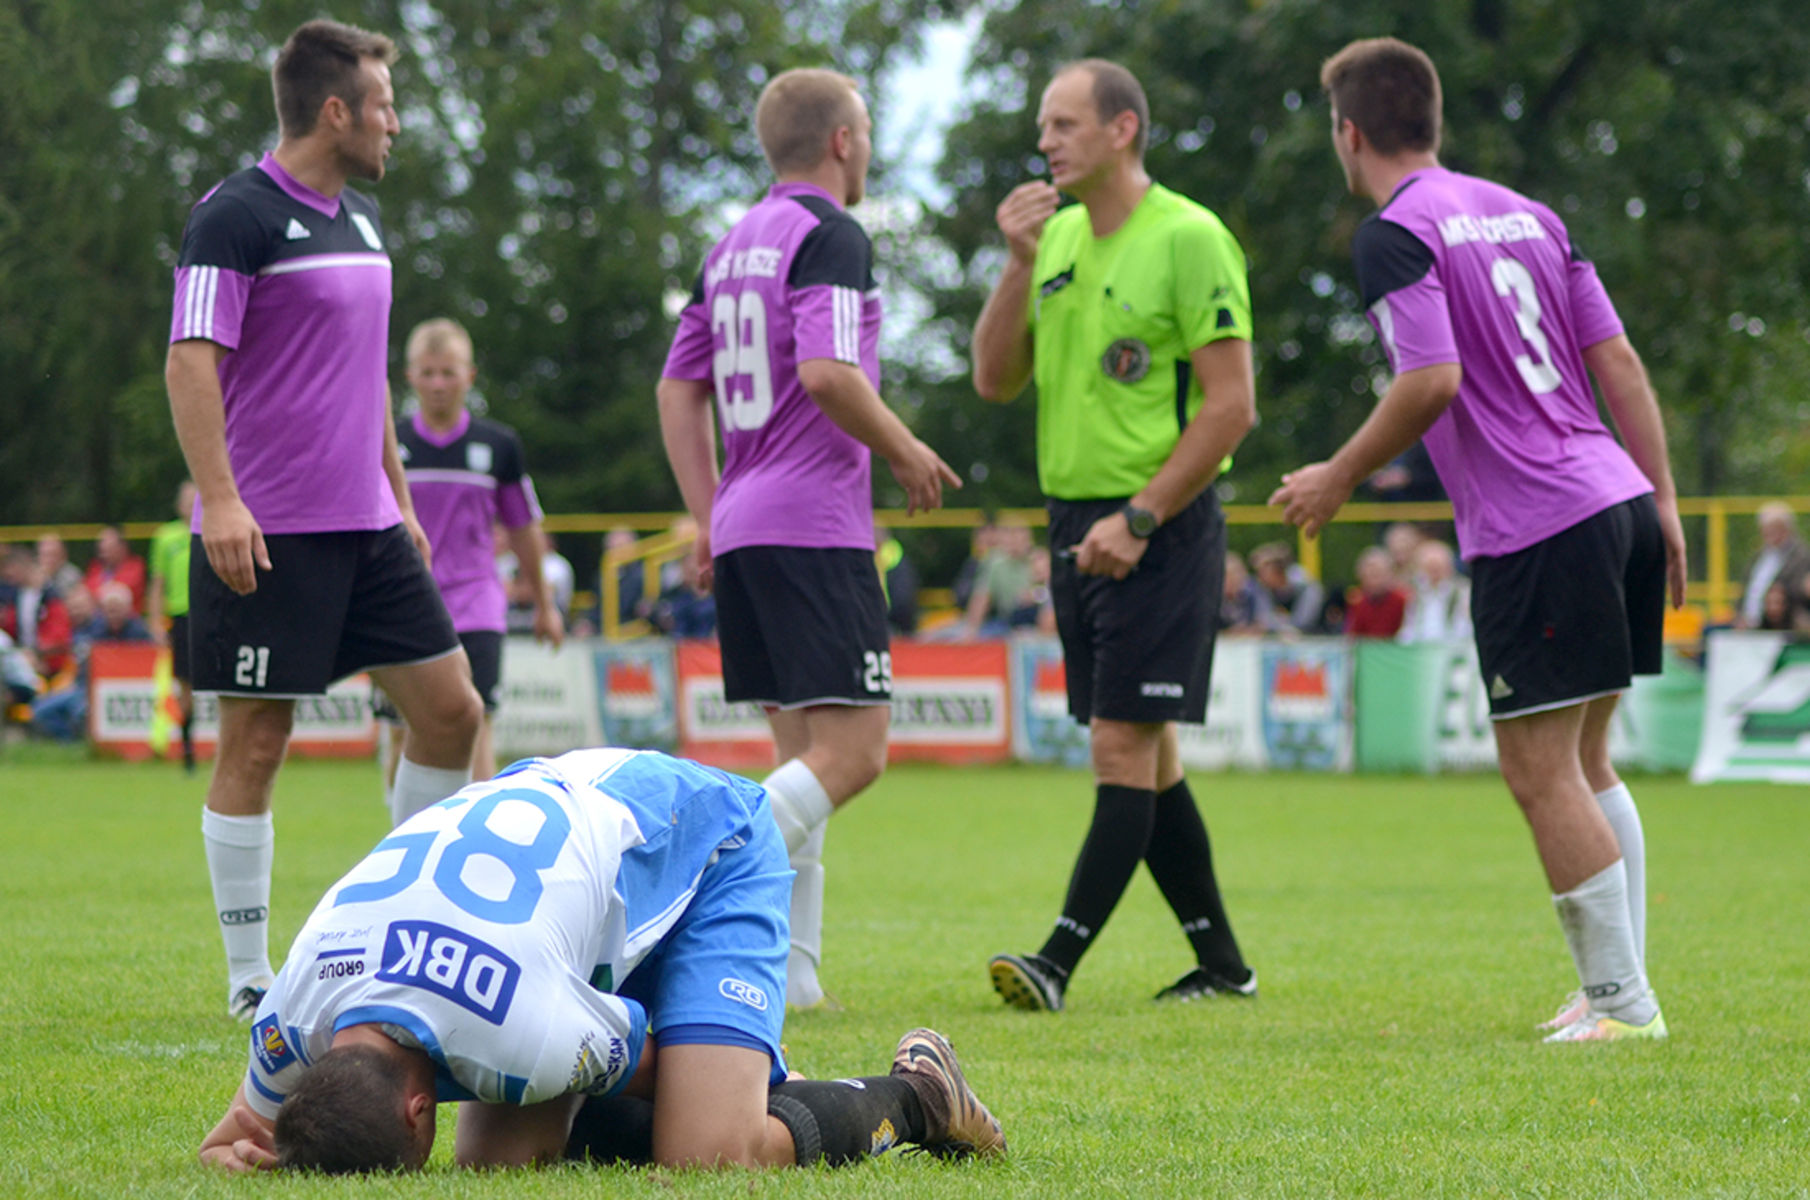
1490, 258, 1563, 395
712, 292, 776, 431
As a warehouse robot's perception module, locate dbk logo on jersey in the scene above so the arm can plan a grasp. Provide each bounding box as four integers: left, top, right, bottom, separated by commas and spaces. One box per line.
379, 921, 521, 1025
251, 1014, 297, 1075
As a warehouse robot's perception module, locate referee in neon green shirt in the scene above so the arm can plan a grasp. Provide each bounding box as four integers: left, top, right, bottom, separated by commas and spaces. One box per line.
972, 59, 1258, 1012
149, 479, 198, 770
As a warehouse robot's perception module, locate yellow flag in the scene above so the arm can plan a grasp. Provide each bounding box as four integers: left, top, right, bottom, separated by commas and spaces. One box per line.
149, 646, 176, 757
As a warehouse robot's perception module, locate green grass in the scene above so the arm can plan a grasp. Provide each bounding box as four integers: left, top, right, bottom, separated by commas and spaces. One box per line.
1, 758, 1805, 1198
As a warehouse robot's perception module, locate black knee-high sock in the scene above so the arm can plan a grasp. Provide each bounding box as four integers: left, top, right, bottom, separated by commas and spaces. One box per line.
1036, 784, 1157, 978
1145, 779, 1247, 978
766, 1077, 926, 1165
565, 1093, 656, 1163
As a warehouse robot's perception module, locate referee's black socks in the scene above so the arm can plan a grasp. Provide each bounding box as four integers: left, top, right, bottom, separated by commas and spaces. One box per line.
1146, 778, 1247, 979
1037, 783, 1157, 977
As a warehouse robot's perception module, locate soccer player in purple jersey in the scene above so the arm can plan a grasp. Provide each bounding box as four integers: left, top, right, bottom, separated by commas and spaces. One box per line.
658, 68, 961, 1010
1272, 38, 1687, 1042
377, 318, 564, 802
165, 20, 483, 1021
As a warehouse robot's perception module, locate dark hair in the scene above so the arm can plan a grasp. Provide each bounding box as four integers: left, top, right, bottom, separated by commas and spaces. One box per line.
1319, 37, 1442, 156
1058, 59, 1150, 158
273, 1045, 417, 1173
272, 19, 398, 139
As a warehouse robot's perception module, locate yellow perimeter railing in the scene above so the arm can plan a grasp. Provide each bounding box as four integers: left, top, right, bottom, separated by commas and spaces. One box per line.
6, 496, 1803, 636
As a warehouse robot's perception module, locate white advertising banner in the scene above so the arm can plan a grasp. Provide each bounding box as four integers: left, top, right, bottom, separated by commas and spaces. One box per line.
1691, 630, 1810, 783
1176, 639, 1267, 771
491, 638, 604, 760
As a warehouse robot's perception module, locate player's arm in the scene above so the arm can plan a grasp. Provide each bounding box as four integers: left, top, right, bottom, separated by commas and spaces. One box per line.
198, 1083, 278, 1172
505, 521, 565, 647
167, 339, 270, 596
381, 389, 432, 567
1584, 334, 1687, 607
971, 181, 1060, 401
1271, 363, 1461, 538
656, 375, 721, 583
797, 359, 960, 516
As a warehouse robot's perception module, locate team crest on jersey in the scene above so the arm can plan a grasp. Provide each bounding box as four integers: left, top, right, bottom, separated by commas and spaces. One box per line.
350, 213, 383, 250
466, 442, 493, 473
1101, 338, 1151, 383
252, 1014, 297, 1074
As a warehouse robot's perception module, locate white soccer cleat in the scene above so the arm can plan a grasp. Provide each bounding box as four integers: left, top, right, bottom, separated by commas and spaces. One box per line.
227, 978, 272, 1022
1542, 1005, 1667, 1043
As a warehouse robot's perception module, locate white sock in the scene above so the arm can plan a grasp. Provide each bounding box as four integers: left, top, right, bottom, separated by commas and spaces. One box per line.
389, 758, 471, 827
765, 759, 834, 855
201, 807, 274, 991
1552, 860, 1656, 1024
1594, 782, 1647, 969
786, 820, 828, 1007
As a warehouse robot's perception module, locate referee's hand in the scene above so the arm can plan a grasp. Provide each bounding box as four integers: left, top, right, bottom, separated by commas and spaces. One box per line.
996, 181, 1059, 264
201, 497, 271, 595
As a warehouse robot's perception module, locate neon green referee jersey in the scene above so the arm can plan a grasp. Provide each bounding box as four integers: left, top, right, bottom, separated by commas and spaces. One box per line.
1026, 183, 1252, 500
150, 518, 191, 617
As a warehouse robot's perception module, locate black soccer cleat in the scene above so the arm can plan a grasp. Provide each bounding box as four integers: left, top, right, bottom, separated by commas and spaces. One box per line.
1154, 965, 1258, 1003
891, 1028, 1006, 1159
988, 952, 1066, 1013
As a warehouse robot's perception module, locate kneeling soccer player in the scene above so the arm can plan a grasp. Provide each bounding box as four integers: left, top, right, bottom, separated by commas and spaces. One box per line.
198, 748, 1004, 1172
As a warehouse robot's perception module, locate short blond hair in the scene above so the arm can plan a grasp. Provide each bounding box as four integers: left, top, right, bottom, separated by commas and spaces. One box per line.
405, 317, 474, 365
755, 68, 862, 175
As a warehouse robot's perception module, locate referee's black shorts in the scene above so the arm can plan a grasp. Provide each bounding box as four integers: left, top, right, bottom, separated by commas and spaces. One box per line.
1470, 494, 1665, 720
189, 525, 459, 697
1048, 491, 1226, 726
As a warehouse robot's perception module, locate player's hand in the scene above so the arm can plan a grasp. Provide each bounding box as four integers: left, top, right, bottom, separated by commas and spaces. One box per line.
199, 1102, 278, 1172
885, 438, 963, 517
1656, 495, 1688, 609
402, 511, 434, 569
200, 496, 270, 596
691, 528, 714, 594
996, 181, 1060, 265
534, 602, 565, 649
1269, 462, 1355, 539
1074, 512, 1149, 580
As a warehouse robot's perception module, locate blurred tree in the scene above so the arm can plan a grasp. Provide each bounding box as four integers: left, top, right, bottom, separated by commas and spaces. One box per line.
910, 0, 1810, 511
0, 0, 964, 527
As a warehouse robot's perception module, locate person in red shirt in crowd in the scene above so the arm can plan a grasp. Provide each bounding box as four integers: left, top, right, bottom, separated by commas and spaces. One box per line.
1, 547, 75, 678
1344, 545, 1409, 638
84, 525, 148, 615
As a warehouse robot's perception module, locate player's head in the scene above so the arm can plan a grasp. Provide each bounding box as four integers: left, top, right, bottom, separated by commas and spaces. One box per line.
274, 1044, 436, 1173
1038, 59, 1147, 194
755, 68, 871, 205
405, 317, 478, 419
1320, 37, 1442, 192
273, 20, 400, 182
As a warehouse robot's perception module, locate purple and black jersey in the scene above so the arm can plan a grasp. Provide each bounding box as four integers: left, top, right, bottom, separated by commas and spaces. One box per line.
662, 181, 882, 556
398, 411, 541, 633
1354, 167, 1651, 560
170, 154, 400, 535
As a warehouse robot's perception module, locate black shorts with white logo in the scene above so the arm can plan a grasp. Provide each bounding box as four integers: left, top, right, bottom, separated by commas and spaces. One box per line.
1470, 494, 1665, 720
1048, 491, 1226, 725
168, 613, 191, 682
713, 545, 891, 708
373, 629, 503, 720
189, 526, 460, 697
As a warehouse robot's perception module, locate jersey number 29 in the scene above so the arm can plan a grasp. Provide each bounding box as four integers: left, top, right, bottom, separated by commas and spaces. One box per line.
712, 292, 775, 431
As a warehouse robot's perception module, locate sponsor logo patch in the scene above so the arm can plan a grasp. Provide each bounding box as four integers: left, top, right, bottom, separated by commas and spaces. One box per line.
284, 217, 311, 241
251, 1014, 297, 1074
466, 442, 493, 474
1140, 681, 1184, 698
1101, 337, 1152, 384
220, 906, 268, 926
378, 920, 521, 1026
718, 978, 768, 1011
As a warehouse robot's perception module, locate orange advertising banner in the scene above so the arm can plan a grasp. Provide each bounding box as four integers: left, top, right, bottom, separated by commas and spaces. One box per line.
675, 640, 1012, 769
88, 642, 378, 760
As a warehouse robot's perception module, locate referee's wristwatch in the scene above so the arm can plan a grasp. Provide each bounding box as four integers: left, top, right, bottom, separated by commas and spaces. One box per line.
1121, 504, 1160, 539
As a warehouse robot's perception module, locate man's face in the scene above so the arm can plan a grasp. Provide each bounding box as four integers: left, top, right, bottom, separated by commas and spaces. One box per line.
1037, 69, 1121, 194
407, 349, 475, 421
842, 93, 874, 207
98, 529, 125, 564
339, 59, 399, 182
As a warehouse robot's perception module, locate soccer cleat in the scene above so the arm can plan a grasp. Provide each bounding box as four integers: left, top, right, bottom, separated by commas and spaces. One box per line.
227, 980, 271, 1022
890, 1028, 1006, 1159
988, 953, 1065, 1013
1154, 965, 1258, 1003
1542, 1005, 1668, 1043
1537, 989, 1590, 1031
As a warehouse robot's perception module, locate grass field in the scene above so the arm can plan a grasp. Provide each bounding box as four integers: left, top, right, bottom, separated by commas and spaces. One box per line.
2, 750, 1805, 1198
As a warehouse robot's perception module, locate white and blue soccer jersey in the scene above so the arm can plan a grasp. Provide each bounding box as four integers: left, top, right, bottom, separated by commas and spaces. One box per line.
243, 748, 789, 1121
